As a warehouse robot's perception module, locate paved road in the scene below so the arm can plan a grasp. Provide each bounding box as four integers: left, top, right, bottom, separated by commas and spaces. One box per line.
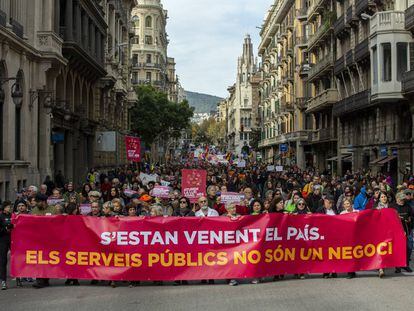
0, 270, 413, 311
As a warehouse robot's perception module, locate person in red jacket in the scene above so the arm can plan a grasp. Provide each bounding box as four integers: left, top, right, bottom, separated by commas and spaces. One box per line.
365, 188, 380, 210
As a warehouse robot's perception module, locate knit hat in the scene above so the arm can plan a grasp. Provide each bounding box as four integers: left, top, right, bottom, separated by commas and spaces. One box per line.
35, 193, 48, 202
88, 191, 101, 198
1, 200, 12, 211
140, 194, 152, 202
396, 192, 406, 202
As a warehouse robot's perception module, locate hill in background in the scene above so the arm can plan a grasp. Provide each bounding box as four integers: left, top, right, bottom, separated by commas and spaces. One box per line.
185, 91, 223, 113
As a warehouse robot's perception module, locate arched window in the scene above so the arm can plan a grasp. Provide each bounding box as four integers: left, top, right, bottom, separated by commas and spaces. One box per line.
145, 16, 152, 28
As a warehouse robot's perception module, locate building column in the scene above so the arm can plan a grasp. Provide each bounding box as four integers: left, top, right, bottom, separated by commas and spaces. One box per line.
54, 0, 60, 34
75, 1, 81, 43
0, 0, 10, 19
296, 141, 305, 170
82, 13, 88, 48
65, 0, 73, 41
89, 22, 95, 54
95, 30, 101, 61
64, 130, 74, 182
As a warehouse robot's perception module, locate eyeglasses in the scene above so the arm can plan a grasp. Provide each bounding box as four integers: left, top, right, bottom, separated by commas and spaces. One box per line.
180, 201, 187, 204
298, 203, 305, 206
199, 200, 207, 203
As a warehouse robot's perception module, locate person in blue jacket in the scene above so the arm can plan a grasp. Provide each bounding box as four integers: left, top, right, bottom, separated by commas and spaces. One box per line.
354, 186, 372, 210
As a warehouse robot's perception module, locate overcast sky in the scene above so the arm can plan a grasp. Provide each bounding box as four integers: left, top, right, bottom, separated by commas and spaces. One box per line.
162, 0, 274, 98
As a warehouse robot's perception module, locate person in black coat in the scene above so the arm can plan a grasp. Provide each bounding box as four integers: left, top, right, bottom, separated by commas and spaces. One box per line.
306, 185, 323, 213
0, 201, 13, 290
172, 196, 194, 285
316, 196, 338, 215
391, 192, 414, 273
172, 197, 195, 217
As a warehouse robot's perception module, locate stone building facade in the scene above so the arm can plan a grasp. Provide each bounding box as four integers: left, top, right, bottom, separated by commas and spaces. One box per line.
258, 0, 311, 168
0, 0, 137, 201
225, 35, 260, 155
130, 0, 177, 98
257, 0, 414, 181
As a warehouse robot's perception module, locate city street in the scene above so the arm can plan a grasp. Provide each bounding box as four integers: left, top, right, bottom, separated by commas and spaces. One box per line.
1, 271, 413, 311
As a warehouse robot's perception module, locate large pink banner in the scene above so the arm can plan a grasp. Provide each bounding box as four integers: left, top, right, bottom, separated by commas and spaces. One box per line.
181, 169, 207, 203
125, 136, 141, 162
11, 210, 406, 281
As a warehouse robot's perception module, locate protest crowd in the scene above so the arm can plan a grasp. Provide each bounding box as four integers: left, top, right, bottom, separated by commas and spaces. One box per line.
1, 151, 414, 290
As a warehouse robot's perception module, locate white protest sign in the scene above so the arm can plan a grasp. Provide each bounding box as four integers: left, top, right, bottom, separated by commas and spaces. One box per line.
220, 192, 245, 205
47, 198, 64, 205
151, 186, 171, 199
139, 173, 158, 185
237, 160, 246, 168
79, 203, 92, 215
275, 166, 284, 172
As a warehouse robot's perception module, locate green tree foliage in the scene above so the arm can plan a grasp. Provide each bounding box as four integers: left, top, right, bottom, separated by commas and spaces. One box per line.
192, 117, 225, 146
130, 85, 194, 144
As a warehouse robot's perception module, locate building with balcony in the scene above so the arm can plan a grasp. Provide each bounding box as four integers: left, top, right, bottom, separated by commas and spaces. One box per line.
332, 1, 413, 181
305, 0, 337, 171
130, 0, 170, 93
257, 0, 312, 167
0, 0, 66, 200
225, 35, 259, 155
0, 0, 139, 199
94, 0, 138, 171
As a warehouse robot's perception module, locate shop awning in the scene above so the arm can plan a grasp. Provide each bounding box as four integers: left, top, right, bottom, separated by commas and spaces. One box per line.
326, 154, 352, 162
377, 156, 397, 165
342, 154, 352, 162
370, 156, 388, 165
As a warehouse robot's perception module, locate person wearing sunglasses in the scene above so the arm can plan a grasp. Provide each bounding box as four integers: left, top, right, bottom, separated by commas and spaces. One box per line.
295, 199, 311, 215
172, 197, 194, 217
195, 196, 218, 285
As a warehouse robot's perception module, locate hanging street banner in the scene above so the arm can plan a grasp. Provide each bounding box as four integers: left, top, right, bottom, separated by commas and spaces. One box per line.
125, 136, 141, 162
11, 210, 406, 281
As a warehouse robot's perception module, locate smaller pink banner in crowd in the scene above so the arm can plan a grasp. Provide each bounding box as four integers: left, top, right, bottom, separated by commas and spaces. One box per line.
151, 186, 171, 199
47, 198, 64, 205
79, 204, 91, 215
125, 136, 141, 162
123, 189, 138, 197
181, 169, 207, 203
220, 192, 245, 205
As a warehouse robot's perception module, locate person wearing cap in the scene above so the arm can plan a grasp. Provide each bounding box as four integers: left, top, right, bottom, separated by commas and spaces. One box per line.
88, 191, 101, 204
0, 201, 13, 290
63, 182, 80, 204
391, 192, 413, 273
16, 200, 29, 215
